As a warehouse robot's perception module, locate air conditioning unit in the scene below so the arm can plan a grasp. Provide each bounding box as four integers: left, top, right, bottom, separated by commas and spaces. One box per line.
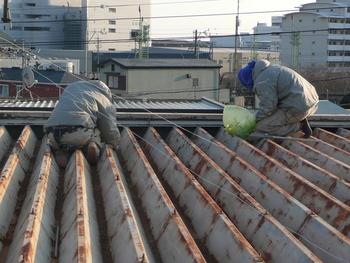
130, 29, 141, 39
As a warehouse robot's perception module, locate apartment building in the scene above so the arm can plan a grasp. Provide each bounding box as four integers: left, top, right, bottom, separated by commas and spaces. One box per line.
0, 0, 150, 51
281, 0, 350, 69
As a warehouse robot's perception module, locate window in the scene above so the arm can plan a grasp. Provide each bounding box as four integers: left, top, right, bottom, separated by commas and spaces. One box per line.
11, 26, 22, 31
25, 14, 50, 19
348, 7, 350, 12
192, 78, 199, 87
24, 27, 50, 31
109, 8, 116, 13
111, 64, 115, 71
109, 20, 116, 25
312, 52, 315, 56
0, 84, 9, 97
16, 85, 22, 97
25, 3, 35, 6
108, 28, 116, 33
108, 48, 116, 51
298, 19, 302, 22
313, 19, 316, 22
107, 75, 126, 90
312, 41, 315, 44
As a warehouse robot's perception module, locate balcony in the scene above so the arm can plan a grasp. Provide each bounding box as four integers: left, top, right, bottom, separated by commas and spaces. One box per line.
328, 34, 350, 40
327, 56, 350, 62
328, 44, 350, 51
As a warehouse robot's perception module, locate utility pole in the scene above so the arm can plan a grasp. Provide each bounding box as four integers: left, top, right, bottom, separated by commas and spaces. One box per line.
194, 29, 198, 58
291, 32, 300, 71
231, 0, 240, 102
135, 6, 149, 59
97, 33, 100, 74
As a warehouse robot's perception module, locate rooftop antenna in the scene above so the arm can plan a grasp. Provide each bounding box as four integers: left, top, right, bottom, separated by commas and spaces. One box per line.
231, 0, 240, 103
16, 47, 37, 99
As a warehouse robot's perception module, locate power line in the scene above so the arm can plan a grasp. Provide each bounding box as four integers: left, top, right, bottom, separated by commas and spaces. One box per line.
7, 6, 350, 24
0, 28, 338, 48
9, 0, 221, 11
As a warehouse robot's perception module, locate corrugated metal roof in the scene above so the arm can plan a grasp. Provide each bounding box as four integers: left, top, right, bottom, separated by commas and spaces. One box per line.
0, 125, 349, 262
0, 98, 224, 113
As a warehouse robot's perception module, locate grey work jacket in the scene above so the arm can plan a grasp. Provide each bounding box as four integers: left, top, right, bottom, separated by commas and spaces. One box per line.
253, 60, 319, 120
45, 80, 120, 148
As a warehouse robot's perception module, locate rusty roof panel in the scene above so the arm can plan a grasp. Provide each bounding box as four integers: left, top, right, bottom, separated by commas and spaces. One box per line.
337, 128, 350, 140
59, 151, 103, 263
282, 140, 350, 182
0, 126, 37, 255
214, 128, 350, 237
191, 127, 350, 262
119, 128, 208, 263
165, 127, 320, 262
97, 147, 151, 263
313, 128, 350, 152
143, 128, 264, 262
0, 124, 349, 263
259, 140, 350, 204
5, 142, 58, 263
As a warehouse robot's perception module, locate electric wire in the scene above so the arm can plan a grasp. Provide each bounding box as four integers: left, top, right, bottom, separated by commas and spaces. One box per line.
10, 0, 221, 11
0, 28, 345, 48
8, 5, 350, 24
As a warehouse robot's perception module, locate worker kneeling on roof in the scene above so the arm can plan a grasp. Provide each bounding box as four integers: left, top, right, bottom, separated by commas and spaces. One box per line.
44, 80, 120, 168
238, 59, 319, 139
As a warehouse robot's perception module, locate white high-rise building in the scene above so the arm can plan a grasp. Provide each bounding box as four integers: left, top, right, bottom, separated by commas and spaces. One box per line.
281, 0, 350, 69
1, 0, 150, 51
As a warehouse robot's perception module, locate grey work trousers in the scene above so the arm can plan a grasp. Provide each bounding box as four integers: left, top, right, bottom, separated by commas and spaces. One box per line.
251, 104, 318, 137
47, 127, 102, 151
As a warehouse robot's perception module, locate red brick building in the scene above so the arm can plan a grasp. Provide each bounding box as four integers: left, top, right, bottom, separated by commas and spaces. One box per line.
0, 67, 87, 98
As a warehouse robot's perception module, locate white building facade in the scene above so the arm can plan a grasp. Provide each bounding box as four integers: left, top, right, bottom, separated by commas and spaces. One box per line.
281, 0, 350, 69
1, 0, 150, 51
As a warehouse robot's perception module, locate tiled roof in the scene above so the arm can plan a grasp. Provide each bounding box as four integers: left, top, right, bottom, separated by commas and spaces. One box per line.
0, 125, 349, 262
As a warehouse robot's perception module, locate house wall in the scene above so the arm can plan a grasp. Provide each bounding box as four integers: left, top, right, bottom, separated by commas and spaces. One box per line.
0, 81, 62, 98
126, 68, 221, 100
99, 62, 227, 101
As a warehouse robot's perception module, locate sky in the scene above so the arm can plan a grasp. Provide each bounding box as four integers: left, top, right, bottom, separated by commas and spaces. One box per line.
151, 0, 311, 38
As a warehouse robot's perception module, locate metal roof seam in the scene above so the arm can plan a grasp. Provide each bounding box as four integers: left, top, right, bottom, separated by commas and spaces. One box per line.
128, 127, 349, 263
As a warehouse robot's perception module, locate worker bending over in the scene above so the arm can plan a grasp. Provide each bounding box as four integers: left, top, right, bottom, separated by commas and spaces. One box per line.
45, 80, 120, 167
238, 59, 319, 138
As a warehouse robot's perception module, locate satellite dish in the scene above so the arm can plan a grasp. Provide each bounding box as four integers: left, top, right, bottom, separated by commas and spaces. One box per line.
22, 66, 36, 88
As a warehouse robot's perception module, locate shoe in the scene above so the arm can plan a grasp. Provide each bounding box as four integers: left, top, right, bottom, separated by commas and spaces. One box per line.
86, 142, 100, 165
300, 118, 312, 138
54, 150, 68, 169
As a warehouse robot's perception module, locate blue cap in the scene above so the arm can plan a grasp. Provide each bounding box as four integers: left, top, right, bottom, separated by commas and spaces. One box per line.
237, 60, 256, 91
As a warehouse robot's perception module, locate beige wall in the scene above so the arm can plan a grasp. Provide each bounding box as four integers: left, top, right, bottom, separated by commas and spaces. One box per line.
213, 50, 280, 73
100, 63, 229, 102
